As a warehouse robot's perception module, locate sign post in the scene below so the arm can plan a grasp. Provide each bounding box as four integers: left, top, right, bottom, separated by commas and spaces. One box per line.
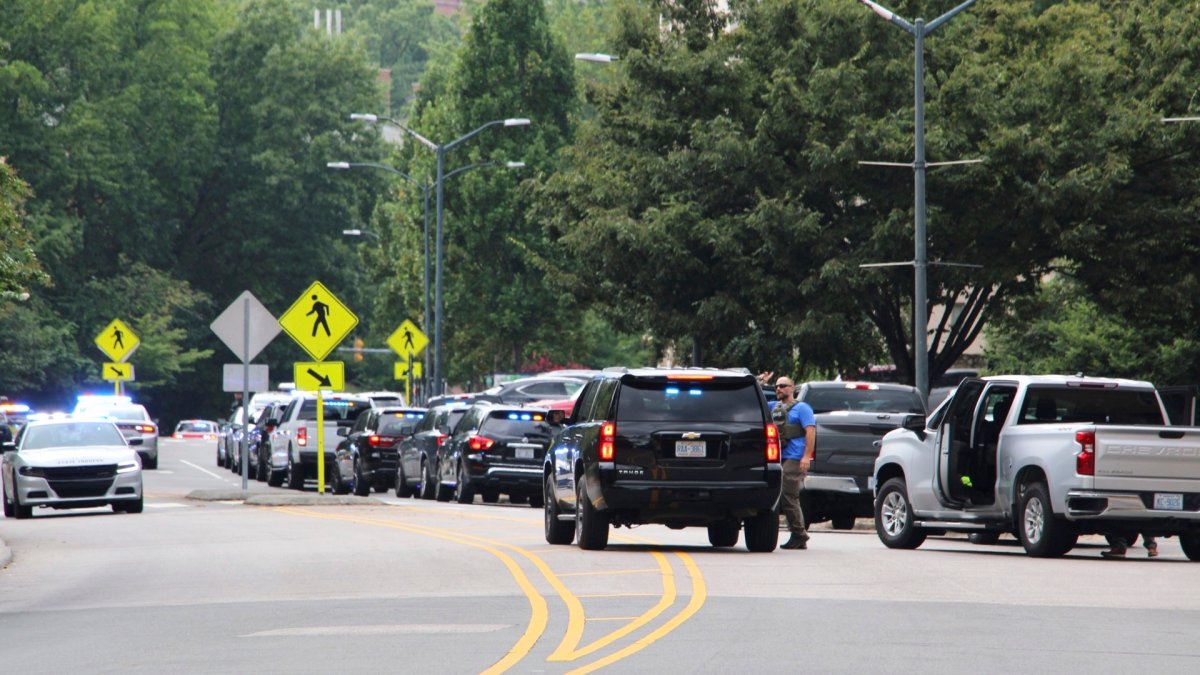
210, 291, 280, 490
278, 281, 358, 494
94, 319, 140, 396
387, 319, 428, 404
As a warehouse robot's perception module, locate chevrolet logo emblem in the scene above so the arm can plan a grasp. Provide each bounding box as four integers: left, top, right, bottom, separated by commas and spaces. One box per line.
681, 432, 701, 440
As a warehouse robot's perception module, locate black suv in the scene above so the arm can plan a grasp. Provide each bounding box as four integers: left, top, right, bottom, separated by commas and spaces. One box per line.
396, 403, 471, 500
333, 406, 426, 496
435, 402, 557, 505
543, 367, 782, 551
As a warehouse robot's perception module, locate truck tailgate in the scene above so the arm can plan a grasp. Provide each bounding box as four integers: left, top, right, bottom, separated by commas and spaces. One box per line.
1094, 426, 1200, 489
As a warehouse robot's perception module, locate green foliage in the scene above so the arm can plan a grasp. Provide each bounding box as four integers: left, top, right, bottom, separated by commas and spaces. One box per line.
0, 159, 48, 298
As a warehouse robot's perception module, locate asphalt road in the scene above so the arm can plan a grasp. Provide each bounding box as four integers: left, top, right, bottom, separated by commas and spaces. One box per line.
3, 437, 1199, 673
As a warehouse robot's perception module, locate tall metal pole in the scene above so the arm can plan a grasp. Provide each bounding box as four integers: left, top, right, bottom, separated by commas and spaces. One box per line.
434, 147, 446, 397
913, 22, 929, 402
421, 178, 432, 401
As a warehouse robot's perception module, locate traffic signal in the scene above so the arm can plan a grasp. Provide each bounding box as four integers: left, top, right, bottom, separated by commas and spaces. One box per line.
354, 336, 364, 362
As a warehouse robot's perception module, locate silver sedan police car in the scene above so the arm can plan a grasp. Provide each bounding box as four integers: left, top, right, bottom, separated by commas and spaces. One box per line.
2, 418, 144, 518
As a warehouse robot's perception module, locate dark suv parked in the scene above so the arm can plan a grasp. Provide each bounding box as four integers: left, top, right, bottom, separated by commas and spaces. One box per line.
396, 403, 471, 499
435, 403, 556, 505
543, 367, 782, 551
333, 406, 426, 496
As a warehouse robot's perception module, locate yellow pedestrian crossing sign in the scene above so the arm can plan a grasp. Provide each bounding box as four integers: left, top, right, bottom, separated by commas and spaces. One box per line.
387, 320, 428, 357
95, 319, 140, 362
102, 362, 135, 382
294, 361, 345, 391
278, 281, 358, 361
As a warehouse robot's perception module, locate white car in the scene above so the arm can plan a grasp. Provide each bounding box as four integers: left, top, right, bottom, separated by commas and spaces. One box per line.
2, 418, 145, 518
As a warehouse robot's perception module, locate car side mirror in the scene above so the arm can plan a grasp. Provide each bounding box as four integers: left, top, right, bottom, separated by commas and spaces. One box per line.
337, 427, 349, 437
901, 414, 927, 440
1, 441, 15, 453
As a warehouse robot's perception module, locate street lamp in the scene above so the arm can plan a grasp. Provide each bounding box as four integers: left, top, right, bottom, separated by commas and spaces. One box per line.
327, 160, 432, 398
350, 114, 532, 395
574, 53, 618, 63
855, 0, 982, 402
341, 228, 380, 240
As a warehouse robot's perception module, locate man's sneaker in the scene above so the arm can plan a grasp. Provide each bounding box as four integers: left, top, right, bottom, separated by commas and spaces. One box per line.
781, 535, 808, 550
1101, 548, 1127, 559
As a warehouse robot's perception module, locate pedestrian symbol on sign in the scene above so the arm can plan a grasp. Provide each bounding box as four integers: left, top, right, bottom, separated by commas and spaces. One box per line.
307, 294, 331, 337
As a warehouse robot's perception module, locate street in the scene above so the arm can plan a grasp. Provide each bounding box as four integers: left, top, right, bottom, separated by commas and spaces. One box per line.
2, 437, 1199, 674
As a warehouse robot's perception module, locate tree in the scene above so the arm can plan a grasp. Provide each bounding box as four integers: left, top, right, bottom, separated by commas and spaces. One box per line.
0, 158, 47, 299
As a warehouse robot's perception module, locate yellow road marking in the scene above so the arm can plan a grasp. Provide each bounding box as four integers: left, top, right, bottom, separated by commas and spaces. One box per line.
274, 508, 546, 674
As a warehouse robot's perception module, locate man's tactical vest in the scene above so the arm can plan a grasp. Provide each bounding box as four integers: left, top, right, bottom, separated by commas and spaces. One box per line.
771, 399, 806, 442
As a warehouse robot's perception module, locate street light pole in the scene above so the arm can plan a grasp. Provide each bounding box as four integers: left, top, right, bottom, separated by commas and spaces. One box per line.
350, 114, 531, 396
327, 161, 432, 399
856, 0, 981, 402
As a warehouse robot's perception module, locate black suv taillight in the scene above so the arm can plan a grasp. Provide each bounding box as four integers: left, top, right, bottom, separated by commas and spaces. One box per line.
766, 424, 780, 462
600, 421, 615, 461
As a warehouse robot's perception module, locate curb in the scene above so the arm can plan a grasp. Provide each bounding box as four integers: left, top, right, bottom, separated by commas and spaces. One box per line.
186, 489, 385, 507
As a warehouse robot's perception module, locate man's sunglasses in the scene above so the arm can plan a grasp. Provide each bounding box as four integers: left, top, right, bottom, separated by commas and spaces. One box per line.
774, 384, 792, 389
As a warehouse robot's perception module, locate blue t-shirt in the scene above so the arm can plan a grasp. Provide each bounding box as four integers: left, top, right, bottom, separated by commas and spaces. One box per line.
769, 399, 816, 460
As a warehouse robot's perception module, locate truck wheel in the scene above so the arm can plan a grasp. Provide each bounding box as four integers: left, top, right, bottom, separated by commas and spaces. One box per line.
396, 466, 413, 498
285, 453, 304, 490
544, 473, 574, 545
831, 516, 856, 530
481, 489, 500, 503
419, 459, 436, 500
1016, 481, 1077, 557
353, 460, 371, 497
1179, 533, 1200, 561
12, 482, 32, 519
707, 520, 740, 547
454, 463, 474, 504
575, 479, 609, 550
267, 463, 284, 488
743, 509, 779, 552
875, 478, 927, 549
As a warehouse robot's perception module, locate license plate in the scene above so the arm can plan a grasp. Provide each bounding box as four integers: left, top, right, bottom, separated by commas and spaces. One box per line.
514, 447, 534, 460
675, 440, 706, 458
1153, 492, 1184, 511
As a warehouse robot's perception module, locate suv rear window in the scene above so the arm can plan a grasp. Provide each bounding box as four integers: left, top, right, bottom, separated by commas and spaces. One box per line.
615, 378, 763, 423
482, 410, 553, 439
803, 387, 925, 414
297, 398, 370, 422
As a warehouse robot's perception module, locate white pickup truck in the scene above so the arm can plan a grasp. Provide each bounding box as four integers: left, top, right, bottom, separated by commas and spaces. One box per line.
873, 374, 1200, 559
268, 392, 372, 490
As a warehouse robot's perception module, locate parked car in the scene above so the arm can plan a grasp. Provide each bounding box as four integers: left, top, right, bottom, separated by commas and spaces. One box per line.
543, 367, 783, 551
528, 385, 585, 415
218, 406, 251, 468
797, 381, 926, 530
252, 401, 291, 484
332, 406, 426, 496
433, 402, 557, 505
874, 374, 1200, 558
478, 376, 584, 405
89, 401, 159, 470
275, 393, 373, 490
2, 418, 144, 518
396, 403, 471, 499
173, 419, 219, 440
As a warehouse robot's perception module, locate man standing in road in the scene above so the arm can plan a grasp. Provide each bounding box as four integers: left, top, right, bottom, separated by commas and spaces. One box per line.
761, 373, 817, 550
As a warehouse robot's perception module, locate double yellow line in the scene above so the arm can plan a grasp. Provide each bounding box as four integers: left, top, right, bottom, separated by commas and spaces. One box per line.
276, 507, 707, 673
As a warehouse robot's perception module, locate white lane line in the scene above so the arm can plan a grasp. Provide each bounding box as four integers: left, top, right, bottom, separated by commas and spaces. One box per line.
180, 459, 233, 483
145, 503, 189, 509
243, 624, 509, 637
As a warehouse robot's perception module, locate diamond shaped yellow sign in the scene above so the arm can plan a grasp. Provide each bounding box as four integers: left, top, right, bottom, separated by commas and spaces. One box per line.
387, 320, 428, 357
278, 281, 358, 361
94, 319, 140, 363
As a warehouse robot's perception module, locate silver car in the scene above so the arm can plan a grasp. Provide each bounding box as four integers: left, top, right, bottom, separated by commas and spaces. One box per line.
2, 418, 144, 518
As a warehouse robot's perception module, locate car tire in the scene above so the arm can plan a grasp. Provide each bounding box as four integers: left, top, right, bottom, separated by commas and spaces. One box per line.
544, 473, 574, 545
528, 493, 544, 508
575, 478, 608, 550
144, 454, 158, 470
1016, 481, 1077, 558
285, 452, 304, 490
434, 462, 452, 502
875, 477, 927, 550
830, 516, 856, 530
354, 460, 371, 497
454, 463, 474, 504
968, 531, 1002, 545
267, 462, 284, 488
2, 482, 13, 518
743, 509, 779, 552
12, 482, 32, 519
1180, 533, 1200, 561
481, 488, 500, 504
708, 520, 740, 547
396, 466, 414, 498
123, 495, 144, 514
255, 457, 268, 483
330, 467, 348, 495
419, 458, 436, 500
